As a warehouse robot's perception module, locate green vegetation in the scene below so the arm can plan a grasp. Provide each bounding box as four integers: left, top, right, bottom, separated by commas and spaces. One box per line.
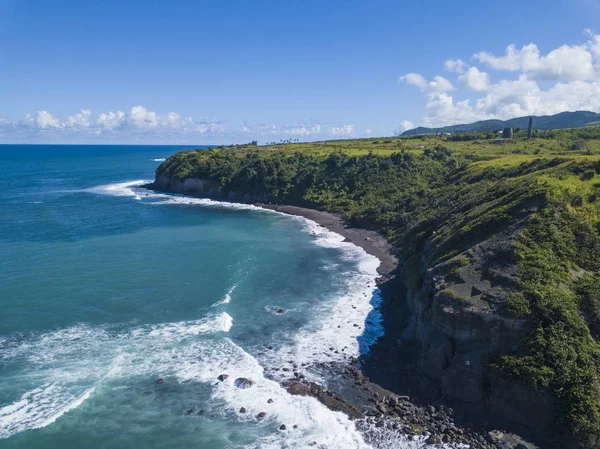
157, 127, 600, 447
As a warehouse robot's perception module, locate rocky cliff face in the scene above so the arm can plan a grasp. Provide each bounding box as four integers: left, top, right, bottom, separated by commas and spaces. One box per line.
151, 175, 269, 203
152, 169, 561, 447
372, 225, 560, 446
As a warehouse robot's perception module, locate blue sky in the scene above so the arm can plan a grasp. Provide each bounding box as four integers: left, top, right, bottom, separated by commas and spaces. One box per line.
1, 0, 600, 144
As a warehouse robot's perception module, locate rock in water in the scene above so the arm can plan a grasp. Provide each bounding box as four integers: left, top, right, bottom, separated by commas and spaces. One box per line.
277, 308, 284, 314
239, 407, 246, 413
154, 378, 164, 384
257, 412, 266, 419
234, 377, 255, 389
279, 424, 287, 430
267, 398, 273, 403
217, 374, 229, 382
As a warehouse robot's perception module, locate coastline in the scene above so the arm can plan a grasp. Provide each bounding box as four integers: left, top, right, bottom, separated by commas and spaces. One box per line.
257, 203, 530, 449
257, 204, 398, 276
142, 184, 531, 448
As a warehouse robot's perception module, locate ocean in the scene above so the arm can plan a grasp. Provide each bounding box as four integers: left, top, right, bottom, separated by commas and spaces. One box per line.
0, 145, 424, 449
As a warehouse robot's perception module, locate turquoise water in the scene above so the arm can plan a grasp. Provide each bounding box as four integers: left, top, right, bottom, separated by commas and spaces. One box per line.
0, 145, 420, 449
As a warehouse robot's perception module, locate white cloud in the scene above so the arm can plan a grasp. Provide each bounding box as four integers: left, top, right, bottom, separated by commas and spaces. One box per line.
399, 73, 428, 91
35, 111, 61, 128
473, 43, 540, 72
65, 109, 92, 128
399, 30, 600, 130
329, 124, 355, 137
400, 73, 454, 93
281, 123, 321, 136
444, 58, 467, 73
458, 67, 490, 91
97, 111, 125, 130
0, 108, 365, 143
585, 28, 600, 63
241, 120, 277, 135
394, 120, 415, 135
473, 41, 595, 82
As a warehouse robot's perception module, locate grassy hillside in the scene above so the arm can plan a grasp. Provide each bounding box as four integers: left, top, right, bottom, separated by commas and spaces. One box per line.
401, 110, 600, 136
156, 126, 600, 447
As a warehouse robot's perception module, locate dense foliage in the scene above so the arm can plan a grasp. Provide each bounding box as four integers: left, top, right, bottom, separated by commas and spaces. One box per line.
157, 129, 600, 446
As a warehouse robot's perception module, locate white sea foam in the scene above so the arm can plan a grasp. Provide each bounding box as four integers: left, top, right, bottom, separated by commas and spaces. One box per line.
150, 158, 166, 162
90, 180, 386, 377
0, 313, 232, 439
85, 180, 151, 199
211, 283, 237, 307
76, 182, 422, 447
260, 218, 384, 383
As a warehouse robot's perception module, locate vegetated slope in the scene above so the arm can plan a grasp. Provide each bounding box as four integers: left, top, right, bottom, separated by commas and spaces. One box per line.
401, 110, 600, 136
154, 126, 600, 448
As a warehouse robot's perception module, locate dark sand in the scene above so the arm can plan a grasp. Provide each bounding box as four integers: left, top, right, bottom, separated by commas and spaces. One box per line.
258, 204, 398, 275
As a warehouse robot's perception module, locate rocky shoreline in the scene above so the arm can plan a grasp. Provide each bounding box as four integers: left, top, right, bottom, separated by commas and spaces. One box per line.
249, 206, 538, 448
143, 181, 539, 448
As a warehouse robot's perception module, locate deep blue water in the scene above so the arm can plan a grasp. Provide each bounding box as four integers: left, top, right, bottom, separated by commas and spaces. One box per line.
0, 145, 416, 449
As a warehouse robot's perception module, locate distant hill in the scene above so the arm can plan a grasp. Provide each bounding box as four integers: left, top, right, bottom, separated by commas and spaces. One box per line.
401, 110, 600, 136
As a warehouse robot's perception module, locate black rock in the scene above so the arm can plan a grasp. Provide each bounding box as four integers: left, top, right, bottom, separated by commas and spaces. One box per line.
217, 374, 229, 382
279, 424, 287, 430
257, 412, 266, 419
239, 407, 246, 413
234, 378, 255, 389
267, 398, 273, 404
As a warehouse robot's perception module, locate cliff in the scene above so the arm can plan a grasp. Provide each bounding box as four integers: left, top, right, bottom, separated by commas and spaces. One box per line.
149, 129, 600, 448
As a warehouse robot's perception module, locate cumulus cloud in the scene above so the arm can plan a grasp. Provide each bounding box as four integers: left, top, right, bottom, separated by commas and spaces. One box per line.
473, 42, 595, 82
281, 123, 322, 136
0, 107, 362, 143
33, 111, 61, 128
400, 73, 455, 92
241, 120, 277, 135
393, 120, 416, 135
458, 67, 490, 91
97, 111, 126, 130
330, 124, 355, 137
398, 30, 600, 130
444, 58, 467, 73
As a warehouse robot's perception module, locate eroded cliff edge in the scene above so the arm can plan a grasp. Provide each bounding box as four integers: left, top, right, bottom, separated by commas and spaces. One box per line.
148, 141, 600, 449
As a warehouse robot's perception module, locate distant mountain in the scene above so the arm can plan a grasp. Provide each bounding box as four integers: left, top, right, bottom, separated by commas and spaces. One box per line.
401, 111, 600, 136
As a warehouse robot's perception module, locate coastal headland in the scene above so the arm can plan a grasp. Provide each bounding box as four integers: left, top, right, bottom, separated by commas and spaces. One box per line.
147, 127, 600, 449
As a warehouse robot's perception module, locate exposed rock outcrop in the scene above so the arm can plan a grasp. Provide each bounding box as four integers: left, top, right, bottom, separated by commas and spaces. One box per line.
368, 223, 560, 447
234, 378, 255, 389
150, 175, 269, 203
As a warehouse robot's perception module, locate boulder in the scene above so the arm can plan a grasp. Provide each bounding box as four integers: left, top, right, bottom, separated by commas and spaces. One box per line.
217, 374, 229, 382
234, 378, 255, 389
257, 412, 266, 419
279, 424, 287, 430
239, 407, 246, 413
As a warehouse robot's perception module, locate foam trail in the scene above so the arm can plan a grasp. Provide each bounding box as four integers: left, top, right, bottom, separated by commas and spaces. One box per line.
0, 385, 95, 439
96, 184, 386, 372
0, 312, 232, 439
85, 180, 151, 200
211, 283, 237, 307
150, 158, 166, 162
